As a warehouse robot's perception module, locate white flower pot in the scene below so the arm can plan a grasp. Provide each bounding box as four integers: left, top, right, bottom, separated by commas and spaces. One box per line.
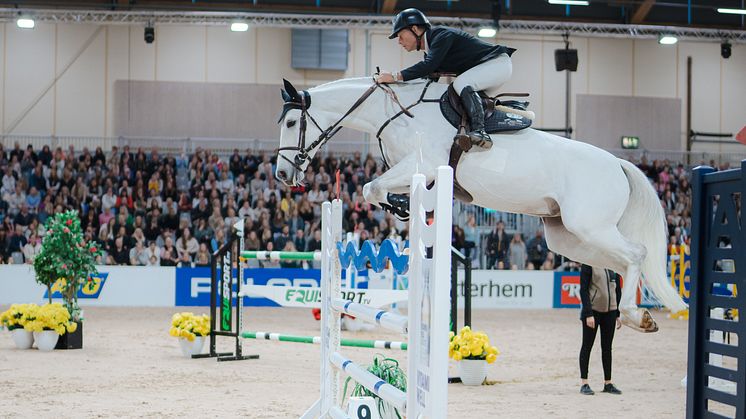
178, 336, 205, 357
34, 330, 60, 352
10, 329, 34, 349
458, 359, 487, 386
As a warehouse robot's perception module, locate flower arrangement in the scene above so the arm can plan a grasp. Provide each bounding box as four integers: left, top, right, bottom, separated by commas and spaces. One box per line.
448, 326, 499, 364
0, 304, 38, 331
19, 303, 78, 335
33, 210, 102, 322
169, 312, 210, 341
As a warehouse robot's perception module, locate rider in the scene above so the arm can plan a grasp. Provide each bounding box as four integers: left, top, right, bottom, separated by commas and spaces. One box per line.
376, 8, 515, 150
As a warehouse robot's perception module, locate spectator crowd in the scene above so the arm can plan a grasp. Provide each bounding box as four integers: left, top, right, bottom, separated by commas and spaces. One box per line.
0, 141, 720, 270
0, 142, 405, 267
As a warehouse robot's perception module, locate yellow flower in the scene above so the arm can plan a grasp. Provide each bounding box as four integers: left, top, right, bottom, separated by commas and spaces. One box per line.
486, 354, 497, 364
453, 352, 463, 361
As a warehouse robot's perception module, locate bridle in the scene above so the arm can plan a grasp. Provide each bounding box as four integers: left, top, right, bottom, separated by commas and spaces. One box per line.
277, 78, 414, 177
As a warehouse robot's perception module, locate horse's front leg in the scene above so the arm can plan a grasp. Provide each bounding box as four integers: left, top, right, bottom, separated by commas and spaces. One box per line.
363, 155, 431, 217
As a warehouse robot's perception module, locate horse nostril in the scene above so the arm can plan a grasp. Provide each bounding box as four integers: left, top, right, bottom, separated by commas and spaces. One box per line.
277, 170, 287, 181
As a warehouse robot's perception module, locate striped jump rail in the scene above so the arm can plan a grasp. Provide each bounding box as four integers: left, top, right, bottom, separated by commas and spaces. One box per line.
242, 331, 407, 350
240, 250, 321, 261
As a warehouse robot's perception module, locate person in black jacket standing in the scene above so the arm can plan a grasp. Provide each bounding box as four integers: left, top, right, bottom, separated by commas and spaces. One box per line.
578, 263, 623, 396
376, 8, 515, 150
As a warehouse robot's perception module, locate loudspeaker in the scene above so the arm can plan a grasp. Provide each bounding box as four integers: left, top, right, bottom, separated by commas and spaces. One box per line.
721, 42, 731, 59
144, 26, 155, 44
555, 49, 578, 72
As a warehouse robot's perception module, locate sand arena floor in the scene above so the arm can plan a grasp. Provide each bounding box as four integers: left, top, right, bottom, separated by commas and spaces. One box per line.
0, 307, 689, 418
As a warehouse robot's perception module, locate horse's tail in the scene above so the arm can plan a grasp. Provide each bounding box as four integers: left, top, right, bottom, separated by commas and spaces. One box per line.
617, 159, 688, 313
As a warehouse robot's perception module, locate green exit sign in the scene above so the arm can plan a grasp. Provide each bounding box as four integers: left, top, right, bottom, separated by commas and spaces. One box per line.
621, 136, 640, 149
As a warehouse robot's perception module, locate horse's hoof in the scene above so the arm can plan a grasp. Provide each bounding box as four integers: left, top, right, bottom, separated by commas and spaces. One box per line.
621, 308, 659, 333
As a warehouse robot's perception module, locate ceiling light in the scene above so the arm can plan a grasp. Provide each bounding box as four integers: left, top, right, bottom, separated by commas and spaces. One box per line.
658, 34, 678, 45
477, 27, 497, 38
230, 21, 249, 32
717, 8, 746, 15
548, 0, 590, 5
16, 17, 35, 29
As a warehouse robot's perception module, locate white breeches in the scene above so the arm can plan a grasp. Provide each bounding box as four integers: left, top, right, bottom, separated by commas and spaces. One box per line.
453, 53, 512, 96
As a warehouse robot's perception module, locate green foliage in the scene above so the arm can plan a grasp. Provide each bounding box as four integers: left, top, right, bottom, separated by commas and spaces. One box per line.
343, 355, 407, 419
32, 210, 102, 321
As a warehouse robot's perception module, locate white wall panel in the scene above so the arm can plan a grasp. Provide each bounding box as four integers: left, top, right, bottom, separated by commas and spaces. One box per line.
633, 39, 677, 98
540, 39, 570, 130
677, 42, 721, 134
156, 26, 206, 82
55, 24, 106, 136
587, 38, 633, 96
128, 26, 156, 81
499, 38, 544, 126
256, 27, 303, 85
206, 26, 255, 83
720, 43, 746, 138
106, 26, 130, 137
4, 23, 55, 135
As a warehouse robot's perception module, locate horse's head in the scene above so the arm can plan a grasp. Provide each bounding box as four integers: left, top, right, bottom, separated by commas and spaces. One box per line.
275, 79, 324, 187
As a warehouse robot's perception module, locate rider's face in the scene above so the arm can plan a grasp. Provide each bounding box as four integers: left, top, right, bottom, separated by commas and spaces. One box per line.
397, 27, 420, 52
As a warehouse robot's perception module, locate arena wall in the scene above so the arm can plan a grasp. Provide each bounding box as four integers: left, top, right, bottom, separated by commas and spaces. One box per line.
0, 23, 744, 151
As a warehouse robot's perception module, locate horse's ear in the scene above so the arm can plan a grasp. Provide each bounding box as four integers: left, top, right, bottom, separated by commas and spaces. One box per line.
281, 89, 292, 103
283, 79, 300, 101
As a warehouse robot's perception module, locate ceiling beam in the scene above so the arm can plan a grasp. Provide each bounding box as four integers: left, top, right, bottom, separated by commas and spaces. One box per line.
631, 0, 655, 24
381, 0, 397, 15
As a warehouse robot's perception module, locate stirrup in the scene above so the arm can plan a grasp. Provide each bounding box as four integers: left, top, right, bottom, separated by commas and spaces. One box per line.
468, 131, 492, 150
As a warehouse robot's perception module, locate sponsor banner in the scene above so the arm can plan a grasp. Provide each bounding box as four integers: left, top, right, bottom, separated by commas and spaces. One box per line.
0, 266, 175, 307
175, 267, 322, 307
554, 272, 581, 308
174, 267, 406, 307
455, 270, 554, 309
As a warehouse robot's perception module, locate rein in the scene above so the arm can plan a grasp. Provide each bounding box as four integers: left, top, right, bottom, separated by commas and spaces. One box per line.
278, 78, 435, 174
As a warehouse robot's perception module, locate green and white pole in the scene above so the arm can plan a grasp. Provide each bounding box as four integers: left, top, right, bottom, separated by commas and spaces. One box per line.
240, 251, 321, 261
242, 331, 408, 351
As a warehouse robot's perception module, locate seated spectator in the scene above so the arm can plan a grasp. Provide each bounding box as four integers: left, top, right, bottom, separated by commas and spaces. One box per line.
25, 187, 41, 213
210, 228, 226, 253
22, 233, 42, 264
108, 237, 130, 265
129, 241, 149, 266
146, 241, 161, 266
193, 218, 213, 244
99, 206, 115, 227
194, 243, 211, 267
176, 228, 199, 261
160, 248, 177, 267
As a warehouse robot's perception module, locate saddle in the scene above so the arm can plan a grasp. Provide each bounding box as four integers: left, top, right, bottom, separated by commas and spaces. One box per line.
439, 85, 533, 134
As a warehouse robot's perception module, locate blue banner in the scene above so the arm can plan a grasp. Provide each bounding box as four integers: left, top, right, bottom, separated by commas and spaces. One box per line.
175, 267, 325, 307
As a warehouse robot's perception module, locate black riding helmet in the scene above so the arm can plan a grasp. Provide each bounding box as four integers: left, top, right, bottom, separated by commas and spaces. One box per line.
388, 8, 431, 39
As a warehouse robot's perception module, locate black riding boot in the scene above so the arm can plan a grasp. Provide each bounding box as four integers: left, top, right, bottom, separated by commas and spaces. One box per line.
460, 86, 492, 150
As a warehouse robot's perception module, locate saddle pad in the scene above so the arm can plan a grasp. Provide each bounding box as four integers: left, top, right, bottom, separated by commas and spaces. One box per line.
439, 90, 532, 133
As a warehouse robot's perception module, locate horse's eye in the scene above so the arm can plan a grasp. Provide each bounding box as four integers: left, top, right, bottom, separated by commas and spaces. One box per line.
286, 119, 296, 128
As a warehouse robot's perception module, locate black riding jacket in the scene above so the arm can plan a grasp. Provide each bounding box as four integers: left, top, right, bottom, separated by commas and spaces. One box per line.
400, 26, 515, 81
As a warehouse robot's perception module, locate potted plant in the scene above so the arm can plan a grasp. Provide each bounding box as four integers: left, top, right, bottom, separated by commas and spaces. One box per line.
169, 312, 210, 357
1, 304, 38, 349
344, 355, 406, 419
23, 303, 78, 352
449, 326, 499, 386
33, 210, 102, 350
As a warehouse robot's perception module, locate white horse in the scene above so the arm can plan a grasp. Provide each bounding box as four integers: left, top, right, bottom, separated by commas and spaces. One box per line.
274, 76, 687, 332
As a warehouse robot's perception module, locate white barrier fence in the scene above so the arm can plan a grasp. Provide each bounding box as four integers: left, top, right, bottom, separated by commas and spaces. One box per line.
304, 166, 452, 419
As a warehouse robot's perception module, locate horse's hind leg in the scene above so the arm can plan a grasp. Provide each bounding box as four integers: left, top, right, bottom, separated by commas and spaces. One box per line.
544, 216, 658, 333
